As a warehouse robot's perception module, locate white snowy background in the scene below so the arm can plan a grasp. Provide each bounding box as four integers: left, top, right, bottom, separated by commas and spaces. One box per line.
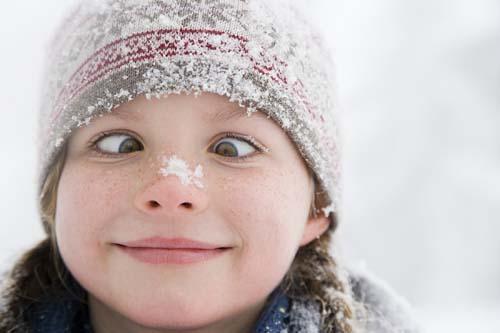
0, 0, 498, 332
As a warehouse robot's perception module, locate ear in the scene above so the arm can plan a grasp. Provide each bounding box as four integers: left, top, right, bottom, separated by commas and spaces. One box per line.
298, 213, 330, 247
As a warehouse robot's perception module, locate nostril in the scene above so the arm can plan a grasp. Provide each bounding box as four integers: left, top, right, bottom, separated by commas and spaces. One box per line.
146, 201, 192, 209
149, 201, 160, 208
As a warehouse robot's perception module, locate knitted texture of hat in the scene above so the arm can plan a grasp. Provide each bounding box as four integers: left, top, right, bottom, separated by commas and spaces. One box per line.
36, 0, 343, 224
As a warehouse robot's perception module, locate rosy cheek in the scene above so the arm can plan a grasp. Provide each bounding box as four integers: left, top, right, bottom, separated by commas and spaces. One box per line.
56, 165, 128, 242
216, 171, 285, 237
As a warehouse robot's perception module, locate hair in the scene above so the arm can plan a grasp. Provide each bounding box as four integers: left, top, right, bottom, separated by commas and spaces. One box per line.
0, 140, 357, 332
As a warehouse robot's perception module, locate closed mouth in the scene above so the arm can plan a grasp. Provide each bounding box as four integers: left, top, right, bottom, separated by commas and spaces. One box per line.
114, 244, 232, 264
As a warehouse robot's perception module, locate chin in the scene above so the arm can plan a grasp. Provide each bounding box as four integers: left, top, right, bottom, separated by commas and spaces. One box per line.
117, 298, 226, 329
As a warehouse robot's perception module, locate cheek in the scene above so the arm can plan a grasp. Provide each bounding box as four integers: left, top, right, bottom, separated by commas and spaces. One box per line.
218, 167, 310, 239
215, 168, 310, 286
54, 163, 131, 273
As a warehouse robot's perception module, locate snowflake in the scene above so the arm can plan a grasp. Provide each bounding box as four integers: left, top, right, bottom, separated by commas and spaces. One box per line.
170, 0, 248, 30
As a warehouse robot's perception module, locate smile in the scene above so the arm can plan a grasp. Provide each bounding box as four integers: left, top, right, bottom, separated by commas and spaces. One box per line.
116, 245, 230, 264
114, 237, 232, 264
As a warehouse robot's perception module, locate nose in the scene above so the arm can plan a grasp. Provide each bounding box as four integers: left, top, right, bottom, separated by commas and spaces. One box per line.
134, 172, 209, 217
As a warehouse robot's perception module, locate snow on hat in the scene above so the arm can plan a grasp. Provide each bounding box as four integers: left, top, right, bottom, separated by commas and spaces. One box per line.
36, 0, 342, 225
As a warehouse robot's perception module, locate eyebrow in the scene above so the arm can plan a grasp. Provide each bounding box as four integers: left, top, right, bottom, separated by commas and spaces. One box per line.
106, 108, 143, 121
207, 107, 269, 122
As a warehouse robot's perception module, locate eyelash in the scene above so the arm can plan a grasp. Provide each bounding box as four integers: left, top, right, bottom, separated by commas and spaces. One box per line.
87, 130, 266, 162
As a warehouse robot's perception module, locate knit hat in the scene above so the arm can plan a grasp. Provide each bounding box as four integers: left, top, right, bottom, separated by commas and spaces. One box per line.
36, 0, 342, 226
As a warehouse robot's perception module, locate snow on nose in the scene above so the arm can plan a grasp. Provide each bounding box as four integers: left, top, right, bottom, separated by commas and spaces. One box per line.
158, 154, 204, 189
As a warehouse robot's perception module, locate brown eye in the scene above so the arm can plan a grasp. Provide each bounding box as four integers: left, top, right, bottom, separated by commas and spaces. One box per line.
213, 136, 257, 159
94, 133, 143, 155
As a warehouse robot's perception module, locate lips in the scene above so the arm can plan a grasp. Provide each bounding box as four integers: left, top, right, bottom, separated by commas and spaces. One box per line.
114, 237, 231, 264
117, 237, 228, 250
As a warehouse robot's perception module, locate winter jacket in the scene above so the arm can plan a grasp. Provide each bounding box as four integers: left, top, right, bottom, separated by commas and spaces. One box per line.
10, 267, 421, 332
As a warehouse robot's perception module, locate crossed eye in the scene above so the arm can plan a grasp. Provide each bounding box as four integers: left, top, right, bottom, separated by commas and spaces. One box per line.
93, 132, 258, 159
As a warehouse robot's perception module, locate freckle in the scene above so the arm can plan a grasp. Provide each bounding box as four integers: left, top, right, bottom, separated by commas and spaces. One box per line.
220, 176, 233, 189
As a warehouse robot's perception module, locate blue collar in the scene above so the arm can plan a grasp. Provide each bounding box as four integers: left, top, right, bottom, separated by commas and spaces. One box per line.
254, 285, 290, 332
29, 281, 290, 333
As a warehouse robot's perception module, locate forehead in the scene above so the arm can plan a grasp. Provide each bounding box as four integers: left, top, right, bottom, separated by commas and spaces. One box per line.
106, 98, 272, 124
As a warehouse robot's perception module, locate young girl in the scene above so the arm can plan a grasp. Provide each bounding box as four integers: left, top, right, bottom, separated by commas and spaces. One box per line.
0, 0, 421, 332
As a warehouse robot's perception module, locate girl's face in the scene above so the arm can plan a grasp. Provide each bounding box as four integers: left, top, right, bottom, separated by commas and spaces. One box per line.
56, 92, 329, 332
